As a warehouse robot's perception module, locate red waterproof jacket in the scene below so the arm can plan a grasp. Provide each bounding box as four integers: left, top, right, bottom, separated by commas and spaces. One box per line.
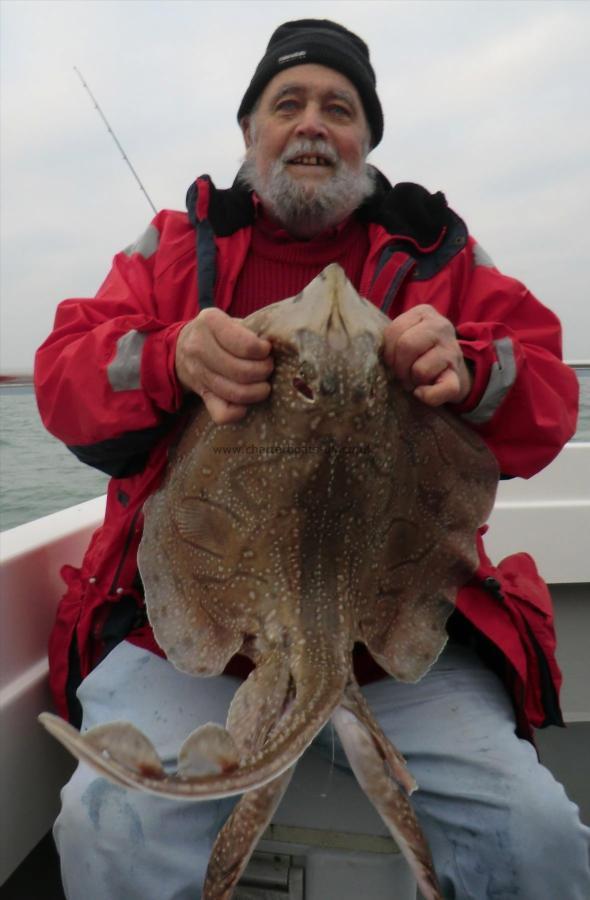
35, 173, 579, 739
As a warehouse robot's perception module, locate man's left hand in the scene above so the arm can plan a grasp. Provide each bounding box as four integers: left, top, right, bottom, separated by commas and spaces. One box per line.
382, 305, 473, 407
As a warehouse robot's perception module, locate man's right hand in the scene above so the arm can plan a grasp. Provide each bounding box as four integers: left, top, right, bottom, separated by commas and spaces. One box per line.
175, 309, 274, 424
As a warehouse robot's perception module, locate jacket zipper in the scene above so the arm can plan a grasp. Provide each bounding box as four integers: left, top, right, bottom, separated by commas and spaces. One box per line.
380, 257, 417, 316
109, 506, 142, 595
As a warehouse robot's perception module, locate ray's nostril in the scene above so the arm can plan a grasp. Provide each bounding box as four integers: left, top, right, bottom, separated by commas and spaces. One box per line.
320, 373, 338, 395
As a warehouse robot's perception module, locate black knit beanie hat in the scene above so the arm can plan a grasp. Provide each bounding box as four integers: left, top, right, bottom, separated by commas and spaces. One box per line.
237, 19, 383, 149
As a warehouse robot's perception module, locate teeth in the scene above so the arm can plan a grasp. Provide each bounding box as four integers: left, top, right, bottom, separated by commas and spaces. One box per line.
291, 156, 329, 166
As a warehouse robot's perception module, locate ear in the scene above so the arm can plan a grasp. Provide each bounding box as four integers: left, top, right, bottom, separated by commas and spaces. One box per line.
241, 117, 253, 149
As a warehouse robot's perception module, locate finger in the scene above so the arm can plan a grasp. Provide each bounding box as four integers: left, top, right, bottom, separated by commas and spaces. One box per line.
209, 312, 272, 361
413, 368, 461, 407
195, 314, 274, 382
202, 391, 249, 425
204, 371, 272, 407
199, 343, 274, 386
387, 324, 438, 389
180, 322, 273, 388
410, 345, 454, 388
382, 308, 428, 368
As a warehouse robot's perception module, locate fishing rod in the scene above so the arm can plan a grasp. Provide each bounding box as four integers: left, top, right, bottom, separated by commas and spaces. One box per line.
73, 66, 157, 214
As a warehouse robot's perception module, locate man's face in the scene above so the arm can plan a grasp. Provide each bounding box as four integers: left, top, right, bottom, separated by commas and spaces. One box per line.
240, 64, 374, 237
243, 64, 370, 184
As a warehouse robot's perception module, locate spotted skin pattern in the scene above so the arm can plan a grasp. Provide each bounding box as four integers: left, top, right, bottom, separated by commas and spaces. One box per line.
40, 265, 499, 899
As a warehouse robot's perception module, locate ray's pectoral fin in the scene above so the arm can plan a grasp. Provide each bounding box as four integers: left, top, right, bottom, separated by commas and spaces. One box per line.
203, 767, 295, 900
331, 695, 443, 900
364, 587, 453, 684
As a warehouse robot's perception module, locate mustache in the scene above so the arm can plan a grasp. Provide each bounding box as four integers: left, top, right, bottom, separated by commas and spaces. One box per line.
280, 139, 340, 167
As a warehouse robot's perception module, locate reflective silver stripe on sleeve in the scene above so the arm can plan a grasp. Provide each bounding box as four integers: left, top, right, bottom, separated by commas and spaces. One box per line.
472, 242, 495, 269
123, 223, 159, 259
462, 337, 517, 425
107, 330, 147, 392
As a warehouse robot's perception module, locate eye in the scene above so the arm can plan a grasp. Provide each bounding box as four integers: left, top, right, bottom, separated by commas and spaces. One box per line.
275, 98, 300, 114
326, 103, 352, 119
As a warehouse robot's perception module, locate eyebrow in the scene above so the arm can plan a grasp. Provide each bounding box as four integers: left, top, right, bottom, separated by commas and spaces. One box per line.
269, 84, 359, 109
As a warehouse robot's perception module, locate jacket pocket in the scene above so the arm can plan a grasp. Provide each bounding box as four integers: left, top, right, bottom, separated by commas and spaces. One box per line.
497, 552, 553, 618
496, 552, 563, 728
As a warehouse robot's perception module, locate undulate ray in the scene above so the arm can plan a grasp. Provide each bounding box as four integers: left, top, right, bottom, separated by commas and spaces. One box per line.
40, 264, 499, 899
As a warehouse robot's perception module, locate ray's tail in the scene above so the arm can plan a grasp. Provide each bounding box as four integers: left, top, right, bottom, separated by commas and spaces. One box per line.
38, 663, 348, 800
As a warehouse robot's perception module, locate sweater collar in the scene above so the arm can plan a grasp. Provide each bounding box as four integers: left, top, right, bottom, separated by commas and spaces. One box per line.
250, 192, 358, 244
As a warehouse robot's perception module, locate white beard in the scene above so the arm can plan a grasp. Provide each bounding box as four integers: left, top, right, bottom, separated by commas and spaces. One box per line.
238, 138, 375, 239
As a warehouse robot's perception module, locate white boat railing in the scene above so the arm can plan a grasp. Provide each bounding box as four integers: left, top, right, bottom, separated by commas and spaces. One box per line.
486, 442, 590, 584
0, 497, 106, 883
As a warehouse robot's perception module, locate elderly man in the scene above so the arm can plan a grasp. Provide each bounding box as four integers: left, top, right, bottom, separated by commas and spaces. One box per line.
35, 19, 589, 900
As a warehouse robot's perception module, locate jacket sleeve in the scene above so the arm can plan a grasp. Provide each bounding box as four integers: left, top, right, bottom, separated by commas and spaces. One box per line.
449, 237, 578, 479
34, 216, 189, 476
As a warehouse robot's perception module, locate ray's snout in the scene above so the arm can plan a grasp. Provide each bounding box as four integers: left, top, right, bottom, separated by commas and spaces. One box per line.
323, 264, 360, 351
284, 265, 386, 411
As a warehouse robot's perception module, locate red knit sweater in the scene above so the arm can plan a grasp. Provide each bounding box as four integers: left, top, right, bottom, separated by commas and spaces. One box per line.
229, 207, 370, 316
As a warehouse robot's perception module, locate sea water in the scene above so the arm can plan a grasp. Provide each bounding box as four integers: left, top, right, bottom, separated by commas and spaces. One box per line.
0, 385, 108, 531
1, 374, 589, 532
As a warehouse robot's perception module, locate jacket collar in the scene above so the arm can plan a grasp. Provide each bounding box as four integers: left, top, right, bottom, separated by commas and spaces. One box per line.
186, 166, 452, 251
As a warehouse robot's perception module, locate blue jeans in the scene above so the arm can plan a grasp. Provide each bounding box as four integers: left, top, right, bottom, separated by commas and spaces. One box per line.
54, 641, 590, 899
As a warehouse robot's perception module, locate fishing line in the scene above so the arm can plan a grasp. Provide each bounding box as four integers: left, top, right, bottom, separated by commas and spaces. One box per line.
319, 722, 337, 799
73, 66, 157, 214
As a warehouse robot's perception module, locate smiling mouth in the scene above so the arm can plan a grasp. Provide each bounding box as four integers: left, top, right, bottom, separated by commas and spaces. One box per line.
287, 155, 333, 167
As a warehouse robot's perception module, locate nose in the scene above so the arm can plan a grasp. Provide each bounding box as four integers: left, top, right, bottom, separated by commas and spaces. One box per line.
294, 102, 329, 140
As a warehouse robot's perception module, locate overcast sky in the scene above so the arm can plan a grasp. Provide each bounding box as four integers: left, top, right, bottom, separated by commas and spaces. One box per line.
1, 0, 589, 372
